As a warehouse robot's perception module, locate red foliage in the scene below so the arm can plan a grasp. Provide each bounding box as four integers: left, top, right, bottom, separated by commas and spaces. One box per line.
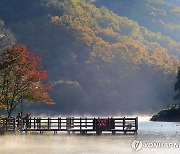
0, 44, 54, 106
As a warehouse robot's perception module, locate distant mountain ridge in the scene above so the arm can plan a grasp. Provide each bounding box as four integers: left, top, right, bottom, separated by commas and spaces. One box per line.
0, 0, 179, 114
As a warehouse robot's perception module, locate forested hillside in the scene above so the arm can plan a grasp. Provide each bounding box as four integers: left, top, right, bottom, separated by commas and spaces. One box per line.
93, 0, 180, 41
0, 0, 179, 115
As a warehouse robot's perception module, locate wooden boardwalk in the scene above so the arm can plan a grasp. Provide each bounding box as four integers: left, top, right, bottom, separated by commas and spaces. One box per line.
0, 117, 138, 135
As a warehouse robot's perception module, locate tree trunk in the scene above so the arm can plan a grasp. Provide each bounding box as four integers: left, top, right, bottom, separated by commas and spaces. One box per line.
7, 110, 11, 118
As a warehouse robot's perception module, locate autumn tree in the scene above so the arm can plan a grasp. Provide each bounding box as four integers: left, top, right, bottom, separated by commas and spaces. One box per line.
0, 44, 54, 117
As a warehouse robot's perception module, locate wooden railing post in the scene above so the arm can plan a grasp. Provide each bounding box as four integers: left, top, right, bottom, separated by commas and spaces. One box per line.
93, 117, 96, 130
58, 118, 60, 129
60, 118, 61, 129
70, 117, 71, 129
29, 117, 31, 128
37, 118, 39, 129
48, 118, 50, 130
49, 118, 51, 129
39, 118, 41, 129
13, 118, 15, 131
85, 117, 87, 128
34, 118, 36, 129
135, 117, 138, 134
71, 117, 74, 128
123, 117, 125, 131
80, 118, 81, 131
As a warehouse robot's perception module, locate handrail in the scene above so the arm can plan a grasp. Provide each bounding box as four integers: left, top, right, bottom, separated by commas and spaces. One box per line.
0, 117, 138, 135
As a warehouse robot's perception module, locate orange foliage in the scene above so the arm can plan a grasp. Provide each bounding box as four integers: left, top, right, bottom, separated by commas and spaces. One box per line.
0, 44, 54, 113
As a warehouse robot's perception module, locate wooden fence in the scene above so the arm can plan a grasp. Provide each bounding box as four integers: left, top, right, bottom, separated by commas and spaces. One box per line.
0, 117, 138, 135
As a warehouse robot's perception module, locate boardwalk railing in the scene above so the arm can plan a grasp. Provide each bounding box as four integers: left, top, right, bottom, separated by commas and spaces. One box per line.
0, 117, 138, 135
0, 118, 16, 131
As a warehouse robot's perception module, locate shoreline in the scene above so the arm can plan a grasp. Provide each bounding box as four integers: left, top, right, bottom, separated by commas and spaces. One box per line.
150, 108, 180, 122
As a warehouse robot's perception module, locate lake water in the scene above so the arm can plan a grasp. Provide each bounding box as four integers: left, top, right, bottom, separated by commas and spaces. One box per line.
0, 117, 180, 154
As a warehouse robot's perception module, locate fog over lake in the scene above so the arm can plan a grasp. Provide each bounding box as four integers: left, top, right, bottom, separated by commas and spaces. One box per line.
0, 117, 180, 154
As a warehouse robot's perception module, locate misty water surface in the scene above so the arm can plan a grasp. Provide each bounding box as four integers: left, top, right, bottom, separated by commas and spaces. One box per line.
0, 117, 180, 154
